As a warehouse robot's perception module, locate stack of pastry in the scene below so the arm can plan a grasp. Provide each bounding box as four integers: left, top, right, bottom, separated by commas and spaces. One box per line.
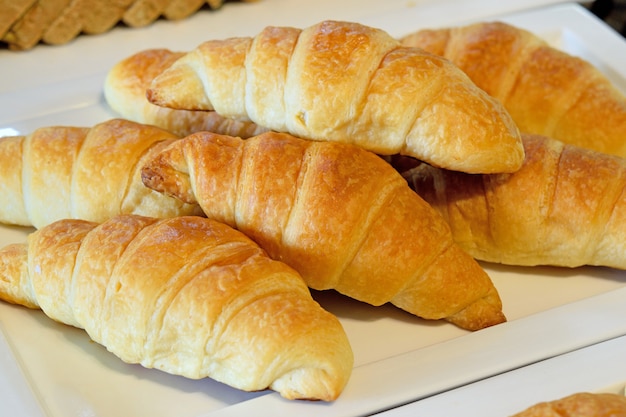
0, 0, 257, 50
0, 19, 520, 400
399, 21, 626, 269
105, 19, 626, 270
400, 21, 626, 159
1, 17, 624, 402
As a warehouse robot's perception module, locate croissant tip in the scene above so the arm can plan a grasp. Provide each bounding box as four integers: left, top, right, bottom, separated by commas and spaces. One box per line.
446, 295, 507, 331
145, 88, 160, 105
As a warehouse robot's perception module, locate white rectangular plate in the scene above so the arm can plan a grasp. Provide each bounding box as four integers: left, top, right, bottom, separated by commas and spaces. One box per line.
375, 334, 626, 417
1, 2, 626, 417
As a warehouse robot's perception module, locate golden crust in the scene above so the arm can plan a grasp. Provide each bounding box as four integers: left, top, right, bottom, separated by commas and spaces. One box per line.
0, 215, 353, 401
0, 0, 37, 38
400, 21, 626, 158
404, 133, 626, 269
147, 20, 524, 174
104, 48, 268, 138
511, 392, 626, 417
0, 119, 201, 228
142, 130, 506, 330
2, 0, 254, 49
2, 0, 70, 50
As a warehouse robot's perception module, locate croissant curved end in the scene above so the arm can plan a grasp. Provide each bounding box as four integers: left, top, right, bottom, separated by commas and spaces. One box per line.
271, 364, 352, 401
0, 243, 38, 309
445, 288, 506, 331
141, 145, 198, 205
147, 51, 214, 111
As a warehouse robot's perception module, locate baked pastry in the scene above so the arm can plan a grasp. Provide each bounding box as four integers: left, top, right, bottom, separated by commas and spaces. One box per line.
41, 0, 90, 45
122, 0, 228, 27
511, 392, 626, 417
2, 0, 73, 50
0, 0, 37, 42
403, 133, 626, 268
400, 21, 626, 159
141, 130, 506, 331
0, 214, 353, 401
104, 48, 268, 138
146, 20, 524, 174
0, 118, 201, 228
1, 0, 257, 50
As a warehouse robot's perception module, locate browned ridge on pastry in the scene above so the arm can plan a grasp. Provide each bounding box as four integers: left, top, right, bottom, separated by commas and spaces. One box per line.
141, 130, 506, 331
104, 48, 268, 138
0, 118, 201, 229
0, 214, 353, 401
510, 392, 626, 417
146, 20, 524, 174
403, 133, 626, 268
400, 21, 626, 159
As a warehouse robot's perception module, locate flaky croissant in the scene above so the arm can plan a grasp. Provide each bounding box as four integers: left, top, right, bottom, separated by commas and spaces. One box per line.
400, 21, 626, 159
403, 133, 626, 268
0, 214, 353, 401
146, 20, 523, 174
511, 392, 626, 417
0, 118, 201, 228
141, 130, 506, 331
104, 48, 268, 138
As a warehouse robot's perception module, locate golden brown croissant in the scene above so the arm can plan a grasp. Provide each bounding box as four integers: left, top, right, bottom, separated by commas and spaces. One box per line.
400, 21, 626, 159
146, 20, 523, 174
0, 118, 201, 228
0, 214, 353, 401
403, 133, 626, 268
104, 48, 268, 138
141, 130, 506, 331
511, 392, 626, 417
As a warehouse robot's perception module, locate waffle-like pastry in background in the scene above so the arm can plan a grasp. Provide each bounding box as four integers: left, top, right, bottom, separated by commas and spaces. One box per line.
1, 0, 257, 50
104, 48, 268, 138
147, 20, 524, 174
400, 21, 626, 159
0, 0, 36, 39
0, 214, 353, 401
3, 0, 73, 50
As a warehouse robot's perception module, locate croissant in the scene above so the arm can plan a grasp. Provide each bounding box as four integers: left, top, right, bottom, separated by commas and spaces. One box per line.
400, 21, 626, 159
104, 48, 268, 138
0, 214, 353, 401
146, 20, 524, 174
141, 130, 506, 331
0, 118, 201, 228
403, 133, 626, 268
511, 392, 626, 417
